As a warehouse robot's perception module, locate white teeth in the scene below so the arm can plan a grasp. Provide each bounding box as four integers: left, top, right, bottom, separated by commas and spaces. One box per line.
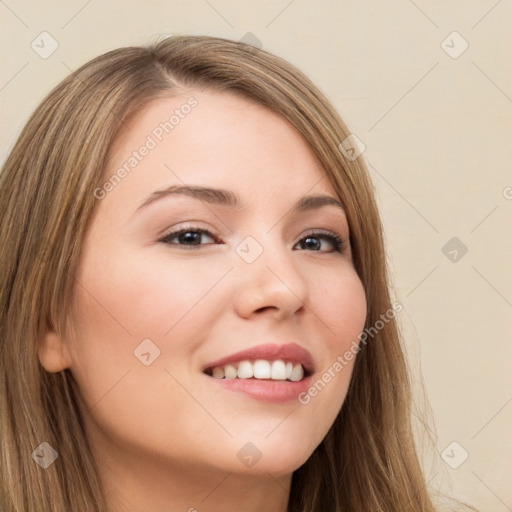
237, 360, 254, 379
208, 359, 306, 382
271, 360, 287, 380
290, 363, 304, 382
224, 364, 237, 380
253, 359, 271, 379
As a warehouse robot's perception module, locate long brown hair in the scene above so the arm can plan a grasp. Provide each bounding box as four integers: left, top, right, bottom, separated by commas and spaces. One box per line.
0, 34, 470, 511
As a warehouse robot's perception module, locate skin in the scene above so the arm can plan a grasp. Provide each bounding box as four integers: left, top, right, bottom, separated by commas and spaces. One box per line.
39, 88, 367, 512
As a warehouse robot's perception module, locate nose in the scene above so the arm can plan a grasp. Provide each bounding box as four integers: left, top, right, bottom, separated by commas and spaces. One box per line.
232, 240, 308, 321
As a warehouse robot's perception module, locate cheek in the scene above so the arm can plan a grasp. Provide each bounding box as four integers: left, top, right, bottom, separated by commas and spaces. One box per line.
65, 254, 223, 456
66, 247, 232, 405
312, 264, 367, 352
73, 243, 232, 339
296, 265, 367, 436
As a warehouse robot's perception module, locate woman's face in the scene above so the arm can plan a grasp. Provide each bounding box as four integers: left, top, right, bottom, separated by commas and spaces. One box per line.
58, 89, 367, 479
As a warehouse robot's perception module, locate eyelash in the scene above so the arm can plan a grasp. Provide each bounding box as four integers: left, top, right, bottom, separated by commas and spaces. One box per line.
159, 225, 345, 253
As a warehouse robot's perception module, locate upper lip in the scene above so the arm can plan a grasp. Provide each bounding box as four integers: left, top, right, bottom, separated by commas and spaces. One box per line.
202, 342, 315, 375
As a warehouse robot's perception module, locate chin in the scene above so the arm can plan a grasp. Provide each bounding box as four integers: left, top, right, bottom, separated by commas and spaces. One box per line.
224, 438, 317, 478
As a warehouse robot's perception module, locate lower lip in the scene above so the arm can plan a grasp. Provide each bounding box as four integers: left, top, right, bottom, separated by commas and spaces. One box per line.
205, 374, 313, 403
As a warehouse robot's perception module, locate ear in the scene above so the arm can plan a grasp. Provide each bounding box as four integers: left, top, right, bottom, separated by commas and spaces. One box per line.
38, 330, 72, 373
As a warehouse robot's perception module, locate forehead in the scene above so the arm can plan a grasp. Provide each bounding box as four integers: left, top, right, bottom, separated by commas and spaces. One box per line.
103, 89, 338, 209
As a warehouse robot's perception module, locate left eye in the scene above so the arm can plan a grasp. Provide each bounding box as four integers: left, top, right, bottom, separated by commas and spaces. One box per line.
294, 232, 344, 253
159, 227, 344, 253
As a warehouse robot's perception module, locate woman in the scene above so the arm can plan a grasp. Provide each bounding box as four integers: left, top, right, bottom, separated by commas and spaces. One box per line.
0, 35, 475, 511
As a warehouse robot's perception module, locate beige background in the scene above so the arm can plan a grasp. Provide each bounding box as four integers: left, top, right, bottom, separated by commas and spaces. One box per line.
1, 1, 511, 510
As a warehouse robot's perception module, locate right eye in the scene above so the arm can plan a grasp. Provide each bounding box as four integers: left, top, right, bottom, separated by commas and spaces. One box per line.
159, 226, 221, 248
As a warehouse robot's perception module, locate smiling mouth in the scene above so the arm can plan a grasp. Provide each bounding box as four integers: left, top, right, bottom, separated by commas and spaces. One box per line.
204, 359, 309, 382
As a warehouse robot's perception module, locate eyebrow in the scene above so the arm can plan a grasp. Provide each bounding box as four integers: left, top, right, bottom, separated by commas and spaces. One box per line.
135, 184, 346, 216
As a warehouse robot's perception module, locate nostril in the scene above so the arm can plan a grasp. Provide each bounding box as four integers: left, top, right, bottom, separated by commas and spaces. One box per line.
255, 306, 273, 314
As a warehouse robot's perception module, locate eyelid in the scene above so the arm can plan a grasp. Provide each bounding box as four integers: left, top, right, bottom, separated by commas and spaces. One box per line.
299, 226, 345, 240
300, 227, 340, 237
159, 222, 221, 241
